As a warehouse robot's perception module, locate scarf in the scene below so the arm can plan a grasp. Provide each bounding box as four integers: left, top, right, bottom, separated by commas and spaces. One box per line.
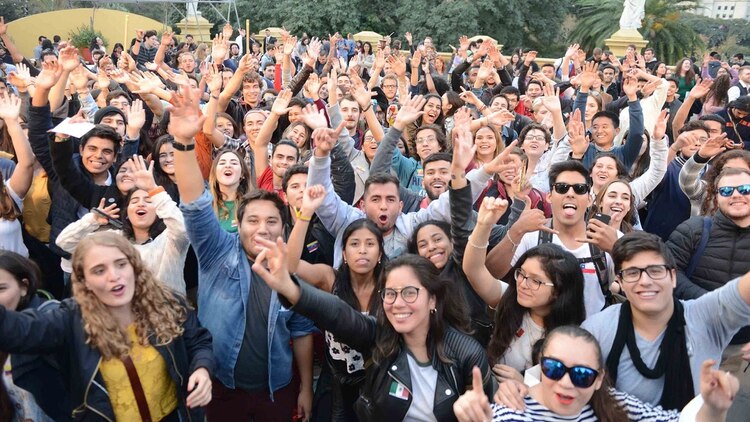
605, 299, 694, 410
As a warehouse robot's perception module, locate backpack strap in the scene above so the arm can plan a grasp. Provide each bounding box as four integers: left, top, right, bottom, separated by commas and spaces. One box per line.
685, 217, 712, 280
587, 243, 610, 299
537, 220, 553, 245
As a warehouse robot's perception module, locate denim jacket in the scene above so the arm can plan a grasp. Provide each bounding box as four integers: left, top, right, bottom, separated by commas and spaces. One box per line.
180, 190, 315, 394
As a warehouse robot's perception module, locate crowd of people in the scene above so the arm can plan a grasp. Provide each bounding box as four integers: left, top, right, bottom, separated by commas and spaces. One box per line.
1, 14, 750, 421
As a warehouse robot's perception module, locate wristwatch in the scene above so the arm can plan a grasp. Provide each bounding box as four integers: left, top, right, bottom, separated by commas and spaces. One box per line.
172, 141, 195, 151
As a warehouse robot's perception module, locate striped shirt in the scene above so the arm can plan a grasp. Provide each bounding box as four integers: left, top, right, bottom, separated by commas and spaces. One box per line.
490, 389, 680, 421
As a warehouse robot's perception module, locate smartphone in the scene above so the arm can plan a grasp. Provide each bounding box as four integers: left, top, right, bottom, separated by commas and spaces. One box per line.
591, 212, 611, 225
93, 208, 123, 229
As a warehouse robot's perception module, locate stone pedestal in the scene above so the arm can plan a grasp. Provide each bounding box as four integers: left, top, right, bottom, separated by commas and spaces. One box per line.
605, 28, 648, 56
175, 13, 214, 42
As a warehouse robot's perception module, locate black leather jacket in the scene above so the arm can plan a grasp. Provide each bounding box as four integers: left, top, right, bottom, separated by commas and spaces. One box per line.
0, 298, 214, 422
286, 279, 495, 422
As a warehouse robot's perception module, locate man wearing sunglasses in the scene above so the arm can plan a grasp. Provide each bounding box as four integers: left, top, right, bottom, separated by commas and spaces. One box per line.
667, 167, 750, 417
486, 160, 621, 318
581, 231, 750, 413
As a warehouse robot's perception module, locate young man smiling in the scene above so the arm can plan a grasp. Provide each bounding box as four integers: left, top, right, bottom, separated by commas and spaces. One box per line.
581, 231, 750, 411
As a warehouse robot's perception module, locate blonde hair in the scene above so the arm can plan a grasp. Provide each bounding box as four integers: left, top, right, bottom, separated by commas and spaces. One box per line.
71, 232, 187, 359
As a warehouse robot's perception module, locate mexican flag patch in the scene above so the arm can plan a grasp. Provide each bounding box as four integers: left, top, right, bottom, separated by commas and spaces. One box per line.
389, 380, 410, 400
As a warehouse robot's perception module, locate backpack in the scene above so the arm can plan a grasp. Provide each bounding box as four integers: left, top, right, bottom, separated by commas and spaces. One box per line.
537, 220, 624, 306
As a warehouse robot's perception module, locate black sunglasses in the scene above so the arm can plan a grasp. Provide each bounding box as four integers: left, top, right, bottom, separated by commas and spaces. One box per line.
541, 357, 599, 388
552, 182, 590, 195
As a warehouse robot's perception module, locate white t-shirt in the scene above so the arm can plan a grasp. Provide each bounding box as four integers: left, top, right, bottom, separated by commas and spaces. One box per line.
498, 312, 544, 372
582, 278, 750, 405
404, 353, 438, 422
511, 230, 620, 317
0, 181, 28, 257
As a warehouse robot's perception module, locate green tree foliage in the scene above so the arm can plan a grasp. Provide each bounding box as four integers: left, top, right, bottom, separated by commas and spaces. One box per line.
681, 14, 750, 58
569, 0, 704, 64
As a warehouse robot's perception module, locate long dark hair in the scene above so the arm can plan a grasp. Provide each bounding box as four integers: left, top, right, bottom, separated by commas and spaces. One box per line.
373, 254, 469, 365
705, 74, 731, 108
0, 251, 40, 311
487, 244, 586, 365
408, 220, 452, 256
541, 326, 629, 422
443, 91, 465, 118
701, 150, 750, 215
589, 152, 630, 188
121, 188, 167, 242
417, 93, 445, 128
675, 58, 696, 84
333, 219, 385, 314
152, 135, 177, 190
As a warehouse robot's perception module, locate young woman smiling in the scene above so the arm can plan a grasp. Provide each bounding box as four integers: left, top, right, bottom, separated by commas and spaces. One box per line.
0, 232, 215, 421
454, 325, 739, 422
56, 156, 190, 294
252, 235, 495, 421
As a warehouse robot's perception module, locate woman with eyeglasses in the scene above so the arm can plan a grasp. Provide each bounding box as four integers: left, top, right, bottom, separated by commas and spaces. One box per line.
464, 197, 585, 384
252, 235, 495, 422
285, 185, 385, 421
454, 325, 739, 422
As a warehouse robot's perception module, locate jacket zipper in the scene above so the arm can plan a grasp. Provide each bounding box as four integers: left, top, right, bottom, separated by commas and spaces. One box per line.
73, 357, 114, 422
165, 346, 191, 422
387, 370, 412, 397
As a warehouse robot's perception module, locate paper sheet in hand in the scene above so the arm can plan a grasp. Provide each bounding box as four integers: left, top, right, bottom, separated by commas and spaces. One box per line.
49, 118, 95, 138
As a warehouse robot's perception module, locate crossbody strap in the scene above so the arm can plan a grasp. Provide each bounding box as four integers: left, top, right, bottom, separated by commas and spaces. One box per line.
121, 355, 153, 422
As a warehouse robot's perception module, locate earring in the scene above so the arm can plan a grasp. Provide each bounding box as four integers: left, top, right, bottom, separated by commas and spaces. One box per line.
430, 308, 437, 314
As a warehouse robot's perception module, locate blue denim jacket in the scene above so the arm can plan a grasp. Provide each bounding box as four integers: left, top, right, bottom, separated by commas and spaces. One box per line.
180, 190, 315, 394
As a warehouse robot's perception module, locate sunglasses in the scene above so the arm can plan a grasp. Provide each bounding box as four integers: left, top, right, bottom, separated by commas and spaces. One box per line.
540, 357, 599, 388
717, 184, 750, 197
552, 182, 590, 195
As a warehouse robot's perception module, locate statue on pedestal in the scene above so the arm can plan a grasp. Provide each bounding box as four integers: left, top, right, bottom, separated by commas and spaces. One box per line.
619, 0, 646, 30
186, 0, 200, 18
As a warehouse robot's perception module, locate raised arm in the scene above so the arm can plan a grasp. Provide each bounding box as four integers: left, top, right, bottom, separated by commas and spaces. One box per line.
629, 110, 669, 207
617, 76, 644, 168
463, 197, 510, 306
170, 84, 208, 204
287, 185, 335, 290
672, 80, 712, 135
201, 64, 229, 148
349, 71, 384, 141
218, 54, 253, 112
49, 46, 82, 111
0, 93, 35, 199
254, 89, 292, 177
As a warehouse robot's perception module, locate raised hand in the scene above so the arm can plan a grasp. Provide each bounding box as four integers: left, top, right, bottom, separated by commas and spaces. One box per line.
393, 95, 427, 129
487, 110, 516, 127
0, 16, 7, 36
698, 133, 729, 159
458, 35, 470, 52
167, 83, 206, 141
7, 62, 33, 90
652, 109, 669, 141
411, 49, 423, 69
129, 154, 157, 191
622, 75, 639, 99
58, 45, 80, 72
452, 126, 477, 171
523, 50, 538, 66
578, 61, 599, 90
136, 29, 144, 40
69, 65, 90, 91
565, 43, 580, 59
160, 31, 173, 47
689, 79, 713, 100
477, 59, 494, 82
127, 99, 146, 133
96, 70, 111, 90
271, 89, 292, 116
0, 92, 21, 121
373, 49, 385, 72
327, 66, 338, 105
299, 104, 328, 130
130, 71, 165, 95
221, 23, 233, 40
539, 83, 561, 114
387, 54, 406, 78
305, 37, 321, 67
452, 106, 472, 134
404, 31, 413, 44
578, 218, 618, 253
700, 359, 739, 415
300, 184, 327, 216
458, 89, 481, 107
283, 36, 297, 56
453, 367, 492, 422
91, 198, 120, 226
211, 33, 229, 62
205, 64, 223, 94
312, 121, 346, 157
477, 196, 509, 227
109, 68, 130, 85
484, 140, 519, 175
349, 71, 374, 110
35, 61, 63, 89
567, 109, 589, 157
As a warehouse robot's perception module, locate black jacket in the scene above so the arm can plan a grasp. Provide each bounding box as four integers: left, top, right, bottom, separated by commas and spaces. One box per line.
0, 298, 215, 421
667, 211, 750, 343
285, 279, 495, 422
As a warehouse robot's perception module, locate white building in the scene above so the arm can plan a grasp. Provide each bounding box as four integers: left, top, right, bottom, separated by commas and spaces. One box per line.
698, 1, 750, 19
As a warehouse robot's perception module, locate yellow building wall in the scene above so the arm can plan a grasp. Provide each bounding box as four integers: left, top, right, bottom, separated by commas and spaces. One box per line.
5, 8, 172, 58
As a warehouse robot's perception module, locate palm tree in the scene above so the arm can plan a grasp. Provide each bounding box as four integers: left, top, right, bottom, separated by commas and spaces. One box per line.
569, 0, 704, 65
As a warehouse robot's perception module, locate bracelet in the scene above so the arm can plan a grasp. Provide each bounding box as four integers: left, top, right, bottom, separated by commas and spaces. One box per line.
468, 237, 489, 249
298, 214, 312, 222
54, 135, 70, 142
361, 102, 372, 113
148, 186, 165, 197
136, 39, 143, 43
172, 141, 195, 151
506, 230, 519, 248
211, 94, 220, 101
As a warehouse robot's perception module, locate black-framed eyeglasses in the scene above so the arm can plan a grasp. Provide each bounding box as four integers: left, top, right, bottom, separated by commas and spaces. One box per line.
718, 184, 750, 197
541, 357, 599, 388
514, 268, 555, 291
617, 264, 673, 283
552, 182, 590, 195
380, 286, 420, 304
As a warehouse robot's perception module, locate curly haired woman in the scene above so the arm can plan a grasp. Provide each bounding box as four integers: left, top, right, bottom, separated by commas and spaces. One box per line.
0, 232, 215, 421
